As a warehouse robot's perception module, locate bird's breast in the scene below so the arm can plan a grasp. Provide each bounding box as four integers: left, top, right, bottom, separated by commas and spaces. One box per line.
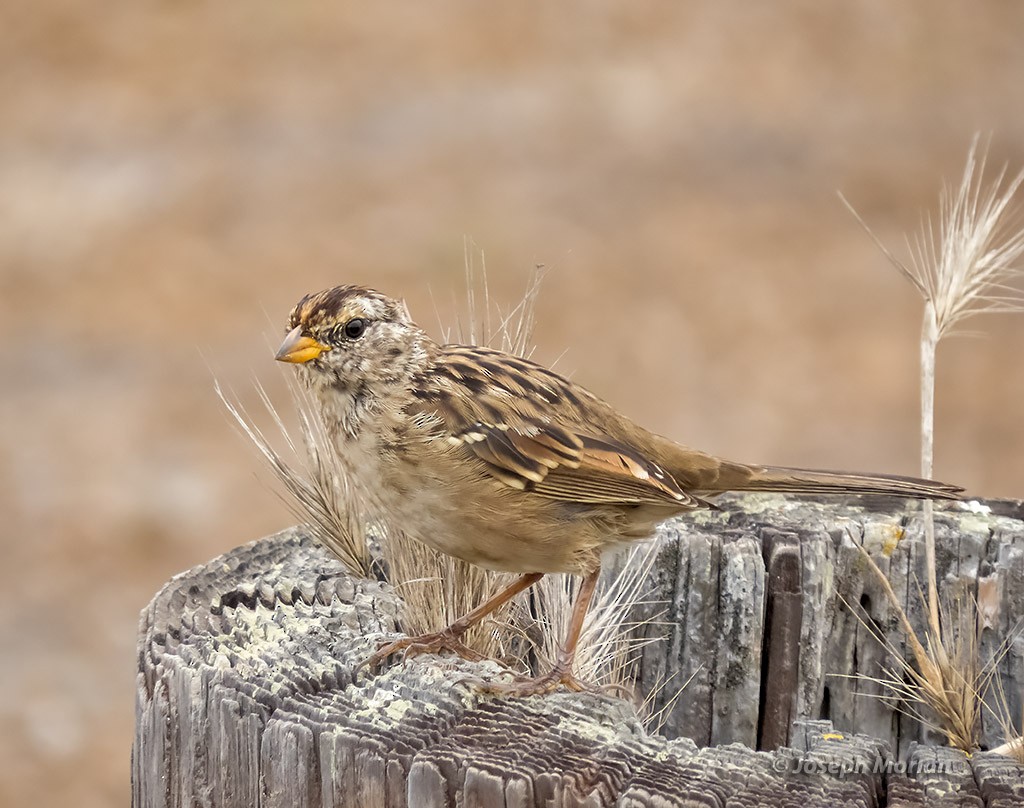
319, 395, 666, 574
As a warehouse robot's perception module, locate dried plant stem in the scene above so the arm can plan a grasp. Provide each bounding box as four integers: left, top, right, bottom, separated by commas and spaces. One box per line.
987, 643, 1024, 761
919, 302, 939, 482
990, 736, 1024, 759
920, 303, 944, 662
530, 539, 665, 690
218, 379, 374, 578
843, 137, 1024, 748
855, 545, 982, 749
858, 546, 938, 696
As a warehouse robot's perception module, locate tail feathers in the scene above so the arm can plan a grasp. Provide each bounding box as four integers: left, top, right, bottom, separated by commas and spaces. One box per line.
732, 465, 963, 501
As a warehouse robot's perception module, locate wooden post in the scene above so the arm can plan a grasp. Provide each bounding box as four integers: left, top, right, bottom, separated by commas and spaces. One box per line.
134, 495, 1024, 807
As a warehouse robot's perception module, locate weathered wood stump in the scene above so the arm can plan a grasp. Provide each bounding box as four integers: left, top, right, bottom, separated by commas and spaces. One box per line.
627, 494, 1024, 756
134, 494, 1024, 807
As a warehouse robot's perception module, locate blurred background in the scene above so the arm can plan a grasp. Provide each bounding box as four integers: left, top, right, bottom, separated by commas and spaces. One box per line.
3, 2, 1024, 804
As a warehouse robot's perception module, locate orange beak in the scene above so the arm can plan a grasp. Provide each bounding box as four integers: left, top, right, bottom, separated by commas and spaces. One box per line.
275, 325, 331, 364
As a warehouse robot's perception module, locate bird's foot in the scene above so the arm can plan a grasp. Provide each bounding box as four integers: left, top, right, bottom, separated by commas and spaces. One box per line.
360, 627, 485, 672
471, 660, 598, 697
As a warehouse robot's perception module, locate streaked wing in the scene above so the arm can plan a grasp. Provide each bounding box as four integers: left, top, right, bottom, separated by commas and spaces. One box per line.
411, 346, 700, 508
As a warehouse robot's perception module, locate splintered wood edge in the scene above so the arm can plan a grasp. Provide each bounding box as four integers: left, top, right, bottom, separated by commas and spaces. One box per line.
133, 496, 1024, 808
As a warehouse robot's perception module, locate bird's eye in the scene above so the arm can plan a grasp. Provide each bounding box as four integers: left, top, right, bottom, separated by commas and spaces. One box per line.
344, 318, 367, 339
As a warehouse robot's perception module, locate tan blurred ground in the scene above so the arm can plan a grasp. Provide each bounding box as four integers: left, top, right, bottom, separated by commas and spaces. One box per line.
2, 2, 1024, 805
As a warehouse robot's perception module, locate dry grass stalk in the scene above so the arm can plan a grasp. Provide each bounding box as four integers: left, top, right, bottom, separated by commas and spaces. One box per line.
904, 138, 1024, 656
841, 137, 1024, 747
853, 543, 1016, 750
639, 666, 701, 734
384, 534, 525, 662
989, 671, 1024, 761
844, 138, 1024, 650
217, 377, 374, 578
530, 539, 666, 693
435, 239, 547, 359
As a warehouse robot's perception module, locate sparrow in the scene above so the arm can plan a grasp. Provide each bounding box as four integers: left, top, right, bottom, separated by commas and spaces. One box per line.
275, 285, 961, 696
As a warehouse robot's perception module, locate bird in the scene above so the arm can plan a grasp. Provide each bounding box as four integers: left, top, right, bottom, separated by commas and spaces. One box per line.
274, 284, 962, 696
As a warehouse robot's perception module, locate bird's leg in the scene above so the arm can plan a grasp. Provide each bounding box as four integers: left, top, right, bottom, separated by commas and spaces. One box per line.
476, 565, 602, 697
361, 572, 543, 671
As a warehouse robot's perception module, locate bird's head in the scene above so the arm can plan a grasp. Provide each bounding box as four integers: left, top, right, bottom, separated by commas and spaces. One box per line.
275, 286, 427, 392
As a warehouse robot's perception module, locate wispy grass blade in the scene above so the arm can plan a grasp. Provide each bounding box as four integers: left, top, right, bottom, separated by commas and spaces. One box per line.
217, 378, 374, 578
530, 538, 666, 691
850, 542, 1021, 751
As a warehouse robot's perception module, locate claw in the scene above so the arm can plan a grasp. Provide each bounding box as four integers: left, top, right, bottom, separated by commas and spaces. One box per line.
358, 628, 486, 673
471, 662, 599, 697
